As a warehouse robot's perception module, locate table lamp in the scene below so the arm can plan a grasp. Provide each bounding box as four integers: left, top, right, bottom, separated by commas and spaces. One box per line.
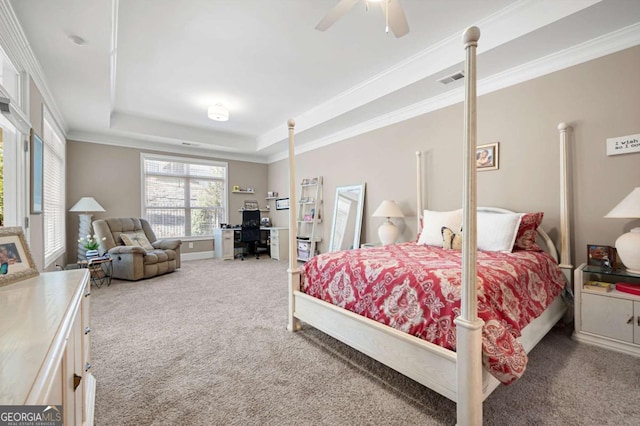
70, 197, 105, 261
605, 187, 640, 274
372, 200, 405, 245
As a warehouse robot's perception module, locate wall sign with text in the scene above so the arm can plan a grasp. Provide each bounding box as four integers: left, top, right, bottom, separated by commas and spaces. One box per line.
606, 133, 640, 156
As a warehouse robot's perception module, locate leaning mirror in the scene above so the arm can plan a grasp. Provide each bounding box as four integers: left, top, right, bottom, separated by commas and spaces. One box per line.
329, 184, 366, 252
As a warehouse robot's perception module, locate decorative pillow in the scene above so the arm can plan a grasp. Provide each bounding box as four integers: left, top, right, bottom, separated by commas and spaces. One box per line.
120, 231, 154, 250
417, 209, 463, 246
513, 212, 544, 252
477, 212, 522, 252
442, 226, 462, 250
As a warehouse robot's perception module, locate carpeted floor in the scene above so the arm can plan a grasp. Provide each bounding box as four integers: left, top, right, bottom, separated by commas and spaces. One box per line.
91, 258, 639, 425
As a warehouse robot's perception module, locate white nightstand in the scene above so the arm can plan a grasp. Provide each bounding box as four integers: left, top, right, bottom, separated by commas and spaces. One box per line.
574, 263, 640, 357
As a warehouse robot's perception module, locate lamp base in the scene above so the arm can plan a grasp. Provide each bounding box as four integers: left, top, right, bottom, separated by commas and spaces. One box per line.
77, 213, 94, 261
615, 227, 640, 274
378, 220, 399, 246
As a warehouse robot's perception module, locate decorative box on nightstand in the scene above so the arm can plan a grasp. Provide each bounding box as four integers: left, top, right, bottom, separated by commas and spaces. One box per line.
574, 263, 640, 357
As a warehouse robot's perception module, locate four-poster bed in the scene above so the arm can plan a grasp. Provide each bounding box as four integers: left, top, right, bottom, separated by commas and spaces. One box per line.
285, 27, 573, 425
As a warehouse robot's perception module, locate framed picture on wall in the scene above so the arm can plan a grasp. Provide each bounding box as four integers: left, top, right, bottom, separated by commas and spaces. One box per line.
476, 142, 499, 171
275, 198, 290, 210
30, 129, 44, 214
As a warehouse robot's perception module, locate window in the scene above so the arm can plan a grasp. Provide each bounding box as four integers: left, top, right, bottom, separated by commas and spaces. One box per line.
0, 45, 21, 106
141, 154, 227, 238
42, 109, 65, 266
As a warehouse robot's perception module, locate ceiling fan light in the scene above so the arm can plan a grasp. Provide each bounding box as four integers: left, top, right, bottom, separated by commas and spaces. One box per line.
208, 104, 229, 122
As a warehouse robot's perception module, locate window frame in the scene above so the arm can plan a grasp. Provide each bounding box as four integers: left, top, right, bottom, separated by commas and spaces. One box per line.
140, 153, 228, 240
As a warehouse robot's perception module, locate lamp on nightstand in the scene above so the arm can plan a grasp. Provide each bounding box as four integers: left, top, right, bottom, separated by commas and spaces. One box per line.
605, 187, 640, 274
372, 200, 405, 245
70, 197, 105, 261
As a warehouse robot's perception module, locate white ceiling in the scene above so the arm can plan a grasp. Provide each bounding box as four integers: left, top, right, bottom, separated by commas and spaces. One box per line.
8, 0, 640, 163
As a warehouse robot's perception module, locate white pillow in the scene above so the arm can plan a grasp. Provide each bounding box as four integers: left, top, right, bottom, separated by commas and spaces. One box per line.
477, 212, 522, 252
417, 209, 463, 246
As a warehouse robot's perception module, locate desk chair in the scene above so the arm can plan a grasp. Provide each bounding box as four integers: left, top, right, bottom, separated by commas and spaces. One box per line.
239, 210, 261, 260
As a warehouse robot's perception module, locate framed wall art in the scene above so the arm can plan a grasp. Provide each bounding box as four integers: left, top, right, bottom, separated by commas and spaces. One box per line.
275, 198, 290, 210
0, 226, 39, 288
476, 142, 499, 171
30, 129, 44, 214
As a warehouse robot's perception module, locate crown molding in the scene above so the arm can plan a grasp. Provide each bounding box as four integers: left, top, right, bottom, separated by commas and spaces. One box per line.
67, 130, 269, 164
0, 0, 67, 135
257, 0, 601, 151
266, 22, 640, 164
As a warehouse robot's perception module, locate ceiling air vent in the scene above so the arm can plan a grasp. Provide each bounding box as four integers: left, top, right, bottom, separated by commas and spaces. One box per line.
437, 71, 465, 85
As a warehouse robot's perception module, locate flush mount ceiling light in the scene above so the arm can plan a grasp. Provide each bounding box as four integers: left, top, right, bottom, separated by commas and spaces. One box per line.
208, 104, 229, 122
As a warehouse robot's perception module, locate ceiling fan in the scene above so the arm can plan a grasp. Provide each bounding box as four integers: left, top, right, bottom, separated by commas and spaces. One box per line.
315, 0, 410, 38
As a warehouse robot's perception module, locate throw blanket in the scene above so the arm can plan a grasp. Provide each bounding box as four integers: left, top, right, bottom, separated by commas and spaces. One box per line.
300, 242, 566, 384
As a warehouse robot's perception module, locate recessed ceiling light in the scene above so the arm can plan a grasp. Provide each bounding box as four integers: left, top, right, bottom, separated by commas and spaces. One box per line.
68, 34, 87, 46
208, 104, 229, 122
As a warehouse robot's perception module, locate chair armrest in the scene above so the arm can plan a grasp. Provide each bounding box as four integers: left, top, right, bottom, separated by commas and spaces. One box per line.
108, 245, 146, 255
153, 239, 182, 250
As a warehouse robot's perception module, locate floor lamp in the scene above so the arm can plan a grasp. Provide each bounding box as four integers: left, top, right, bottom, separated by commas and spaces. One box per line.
70, 197, 105, 261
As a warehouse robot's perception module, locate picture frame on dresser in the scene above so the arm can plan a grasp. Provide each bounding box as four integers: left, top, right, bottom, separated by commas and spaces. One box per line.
0, 226, 39, 288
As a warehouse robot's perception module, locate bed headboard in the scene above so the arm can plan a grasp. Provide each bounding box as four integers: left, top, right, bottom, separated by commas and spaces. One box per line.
478, 206, 559, 262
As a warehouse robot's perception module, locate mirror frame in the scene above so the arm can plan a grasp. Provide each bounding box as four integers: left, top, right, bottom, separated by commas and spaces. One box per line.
328, 183, 366, 252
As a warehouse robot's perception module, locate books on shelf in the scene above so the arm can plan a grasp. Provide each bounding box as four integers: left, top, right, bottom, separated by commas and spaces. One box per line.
583, 281, 612, 292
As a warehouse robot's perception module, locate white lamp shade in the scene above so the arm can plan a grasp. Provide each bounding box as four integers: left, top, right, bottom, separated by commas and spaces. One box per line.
605, 187, 640, 218
605, 187, 640, 273
372, 200, 404, 218
69, 197, 105, 213
208, 104, 229, 122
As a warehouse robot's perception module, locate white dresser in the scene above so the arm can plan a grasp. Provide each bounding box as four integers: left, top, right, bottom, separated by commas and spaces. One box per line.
0, 269, 95, 426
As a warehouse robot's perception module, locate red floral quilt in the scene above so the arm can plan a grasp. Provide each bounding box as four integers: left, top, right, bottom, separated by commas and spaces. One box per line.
300, 242, 566, 384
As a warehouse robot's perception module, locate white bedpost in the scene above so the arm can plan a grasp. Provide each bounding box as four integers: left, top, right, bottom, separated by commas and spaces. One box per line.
416, 151, 423, 230
558, 123, 573, 283
287, 119, 301, 332
454, 26, 483, 426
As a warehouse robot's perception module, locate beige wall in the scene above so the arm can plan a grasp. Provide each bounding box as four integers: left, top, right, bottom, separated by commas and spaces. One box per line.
28, 77, 46, 270
66, 141, 267, 261
268, 46, 640, 267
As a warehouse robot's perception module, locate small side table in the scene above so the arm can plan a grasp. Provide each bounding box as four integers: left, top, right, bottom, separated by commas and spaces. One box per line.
78, 257, 113, 288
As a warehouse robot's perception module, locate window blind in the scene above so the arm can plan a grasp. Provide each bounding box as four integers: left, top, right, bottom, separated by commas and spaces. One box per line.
42, 111, 65, 266
141, 154, 227, 238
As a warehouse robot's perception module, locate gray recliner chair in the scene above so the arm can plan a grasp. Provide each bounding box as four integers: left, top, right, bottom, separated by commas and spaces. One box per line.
92, 218, 181, 281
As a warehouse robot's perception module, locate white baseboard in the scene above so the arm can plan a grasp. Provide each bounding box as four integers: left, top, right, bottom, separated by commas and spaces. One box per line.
181, 251, 214, 261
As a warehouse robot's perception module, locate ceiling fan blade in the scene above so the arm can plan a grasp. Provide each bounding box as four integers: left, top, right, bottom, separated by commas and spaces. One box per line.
315, 0, 360, 31
387, 0, 409, 38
